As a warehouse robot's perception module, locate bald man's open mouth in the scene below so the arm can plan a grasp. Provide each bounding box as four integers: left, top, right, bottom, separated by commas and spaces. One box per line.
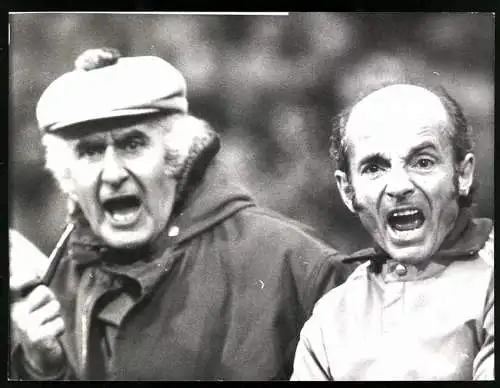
387, 207, 425, 232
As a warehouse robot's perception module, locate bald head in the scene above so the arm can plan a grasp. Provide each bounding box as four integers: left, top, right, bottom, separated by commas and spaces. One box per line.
346, 84, 449, 141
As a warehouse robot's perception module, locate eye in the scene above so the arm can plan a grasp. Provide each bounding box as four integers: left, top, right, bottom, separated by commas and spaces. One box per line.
77, 144, 105, 159
122, 137, 146, 152
362, 164, 383, 175
414, 157, 435, 169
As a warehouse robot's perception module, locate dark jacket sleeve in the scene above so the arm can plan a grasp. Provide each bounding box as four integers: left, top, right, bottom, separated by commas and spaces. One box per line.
279, 249, 352, 379
290, 254, 349, 381
302, 254, 354, 319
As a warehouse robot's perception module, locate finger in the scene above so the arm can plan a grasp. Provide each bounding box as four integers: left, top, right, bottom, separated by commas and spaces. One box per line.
23, 285, 56, 313
40, 317, 66, 339
10, 273, 43, 293
11, 299, 31, 332
11, 298, 25, 320
30, 300, 62, 327
26, 317, 65, 346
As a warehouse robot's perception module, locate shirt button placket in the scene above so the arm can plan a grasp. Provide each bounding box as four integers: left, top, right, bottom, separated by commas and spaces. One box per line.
382, 265, 406, 337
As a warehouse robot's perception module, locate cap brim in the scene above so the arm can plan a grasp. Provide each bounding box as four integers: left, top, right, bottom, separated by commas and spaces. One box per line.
45, 108, 163, 132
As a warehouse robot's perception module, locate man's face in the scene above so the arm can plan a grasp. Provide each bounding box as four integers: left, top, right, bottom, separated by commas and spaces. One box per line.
336, 85, 474, 264
65, 116, 177, 249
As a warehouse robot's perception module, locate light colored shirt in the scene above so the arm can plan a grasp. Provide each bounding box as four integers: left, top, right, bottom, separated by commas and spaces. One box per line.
291, 224, 494, 381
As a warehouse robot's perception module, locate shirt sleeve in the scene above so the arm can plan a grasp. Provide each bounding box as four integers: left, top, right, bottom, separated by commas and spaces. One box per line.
473, 270, 494, 380
290, 311, 332, 381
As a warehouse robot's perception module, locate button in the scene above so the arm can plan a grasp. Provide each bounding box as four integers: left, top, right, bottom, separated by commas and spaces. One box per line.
168, 226, 179, 237
394, 263, 407, 276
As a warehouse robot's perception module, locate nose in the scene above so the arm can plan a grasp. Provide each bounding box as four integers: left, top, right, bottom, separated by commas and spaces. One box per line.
101, 147, 128, 188
385, 167, 415, 200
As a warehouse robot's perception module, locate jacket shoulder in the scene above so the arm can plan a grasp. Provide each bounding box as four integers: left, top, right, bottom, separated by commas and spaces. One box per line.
217, 205, 350, 292
234, 206, 340, 254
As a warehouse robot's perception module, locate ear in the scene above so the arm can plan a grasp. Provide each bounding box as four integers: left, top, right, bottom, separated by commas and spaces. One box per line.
335, 170, 356, 213
457, 152, 475, 196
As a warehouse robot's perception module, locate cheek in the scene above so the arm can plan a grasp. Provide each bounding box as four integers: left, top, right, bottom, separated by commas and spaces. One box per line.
351, 178, 384, 207
415, 172, 457, 206
141, 157, 172, 191
69, 164, 99, 198
351, 181, 386, 232
427, 180, 460, 226
146, 176, 177, 229
68, 167, 103, 224
357, 210, 386, 245
136, 159, 177, 208
149, 176, 176, 205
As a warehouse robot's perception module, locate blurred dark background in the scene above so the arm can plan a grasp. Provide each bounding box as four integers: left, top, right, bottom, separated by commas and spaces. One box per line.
9, 12, 494, 256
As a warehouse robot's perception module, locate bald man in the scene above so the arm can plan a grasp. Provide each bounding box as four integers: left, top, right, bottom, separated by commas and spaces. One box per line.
291, 82, 494, 380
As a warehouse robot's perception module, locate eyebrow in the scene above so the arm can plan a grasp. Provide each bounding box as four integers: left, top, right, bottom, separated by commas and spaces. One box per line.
357, 152, 390, 169
74, 134, 107, 152
111, 129, 148, 143
406, 141, 439, 161
356, 141, 440, 167
74, 129, 148, 149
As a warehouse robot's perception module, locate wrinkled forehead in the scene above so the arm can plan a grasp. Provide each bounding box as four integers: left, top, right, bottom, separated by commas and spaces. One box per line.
345, 84, 450, 141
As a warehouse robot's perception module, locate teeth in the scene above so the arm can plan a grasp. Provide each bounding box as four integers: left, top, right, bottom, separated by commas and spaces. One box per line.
110, 209, 139, 223
392, 209, 419, 217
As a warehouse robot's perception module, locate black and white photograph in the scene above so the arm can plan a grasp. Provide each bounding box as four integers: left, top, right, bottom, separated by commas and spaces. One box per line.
9, 12, 494, 381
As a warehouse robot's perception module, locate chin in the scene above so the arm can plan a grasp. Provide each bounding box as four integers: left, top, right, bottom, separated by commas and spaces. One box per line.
100, 228, 153, 250
386, 244, 434, 264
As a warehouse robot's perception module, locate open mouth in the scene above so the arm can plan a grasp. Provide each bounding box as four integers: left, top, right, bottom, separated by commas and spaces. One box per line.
102, 195, 142, 224
387, 208, 425, 232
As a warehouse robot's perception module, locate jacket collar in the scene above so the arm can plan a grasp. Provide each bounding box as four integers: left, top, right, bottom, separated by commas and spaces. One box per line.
342, 207, 493, 265
166, 158, 255, 246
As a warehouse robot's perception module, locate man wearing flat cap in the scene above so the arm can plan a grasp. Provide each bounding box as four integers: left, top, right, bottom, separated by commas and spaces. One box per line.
9, 48, 351, 380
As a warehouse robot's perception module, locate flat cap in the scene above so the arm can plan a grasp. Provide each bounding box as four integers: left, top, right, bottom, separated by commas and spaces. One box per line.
36, 48, 188, 132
